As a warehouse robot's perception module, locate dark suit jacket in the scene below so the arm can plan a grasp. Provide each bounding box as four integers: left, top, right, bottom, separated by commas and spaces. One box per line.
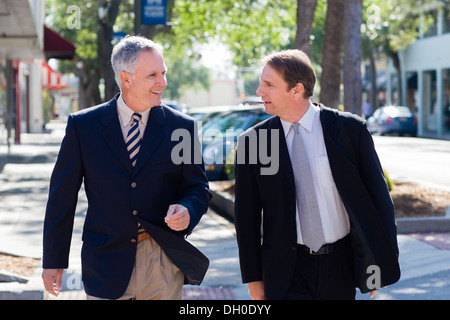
43, 94, 211, 299
234, 103, 400, 299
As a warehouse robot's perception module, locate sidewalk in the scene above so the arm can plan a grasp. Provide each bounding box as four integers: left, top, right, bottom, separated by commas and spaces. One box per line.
1, 120, 450, 300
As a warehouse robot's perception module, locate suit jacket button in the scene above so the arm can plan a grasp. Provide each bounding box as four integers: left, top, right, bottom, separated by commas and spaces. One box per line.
130, 239, 137, 243
131, 182, 137, 188
132, 210, 138, 216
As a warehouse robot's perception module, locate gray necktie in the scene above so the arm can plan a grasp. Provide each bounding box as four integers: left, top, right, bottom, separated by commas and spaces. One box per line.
290, 123, 325, 252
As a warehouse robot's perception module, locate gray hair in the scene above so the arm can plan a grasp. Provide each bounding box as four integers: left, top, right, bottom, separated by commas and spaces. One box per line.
111, 35, 164, 88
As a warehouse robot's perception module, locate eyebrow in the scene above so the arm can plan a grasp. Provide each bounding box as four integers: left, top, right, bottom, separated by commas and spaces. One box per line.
146, 68, 167, 76
262, 79, 274, 86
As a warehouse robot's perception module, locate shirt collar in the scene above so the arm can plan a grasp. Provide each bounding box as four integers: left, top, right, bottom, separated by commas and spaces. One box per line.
280, 101, 318, 137
117, 93, 151, 127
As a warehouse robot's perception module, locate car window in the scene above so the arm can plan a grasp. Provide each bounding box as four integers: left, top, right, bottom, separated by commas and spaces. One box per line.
373, 108, 382, 118
255, 113, 272, 124
202, 112, 253, 132
200, 109, 270, 139
384, 106, 413, 117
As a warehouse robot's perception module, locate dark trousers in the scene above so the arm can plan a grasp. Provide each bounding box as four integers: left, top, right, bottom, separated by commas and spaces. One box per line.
284, 236, 356, 300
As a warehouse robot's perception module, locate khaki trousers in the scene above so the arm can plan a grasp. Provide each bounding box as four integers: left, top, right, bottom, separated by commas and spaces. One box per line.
86, 236, 184, 300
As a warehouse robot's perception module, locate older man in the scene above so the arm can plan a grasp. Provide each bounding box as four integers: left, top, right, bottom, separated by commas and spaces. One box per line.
42, 36, 211, 300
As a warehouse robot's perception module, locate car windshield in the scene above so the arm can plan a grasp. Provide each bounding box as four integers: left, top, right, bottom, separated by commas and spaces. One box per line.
202, 111, 254, 136
201, 110, 270, 139
384, 106, 413, 117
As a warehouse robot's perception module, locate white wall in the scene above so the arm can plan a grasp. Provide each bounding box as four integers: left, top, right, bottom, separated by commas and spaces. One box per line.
181, 79, 238, 107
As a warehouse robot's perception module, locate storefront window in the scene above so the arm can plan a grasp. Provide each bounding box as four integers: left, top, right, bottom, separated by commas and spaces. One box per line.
423, 70, 437, 132
423, 10, 438, 38
0, 60, 6, 145
444, 7, 450, 34
443, 69, 450, 134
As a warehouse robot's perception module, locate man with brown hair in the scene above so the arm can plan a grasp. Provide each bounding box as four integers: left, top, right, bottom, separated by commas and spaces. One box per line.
234, 49, 400, 300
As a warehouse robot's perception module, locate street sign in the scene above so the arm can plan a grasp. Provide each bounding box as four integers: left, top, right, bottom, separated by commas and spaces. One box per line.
113, 31, 127, 44
141, 0, 167, 25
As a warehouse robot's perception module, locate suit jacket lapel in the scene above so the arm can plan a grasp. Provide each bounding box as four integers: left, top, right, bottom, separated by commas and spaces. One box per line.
132, 105, 166, 177
101, 96, 134, 173
269, 116, 295, 192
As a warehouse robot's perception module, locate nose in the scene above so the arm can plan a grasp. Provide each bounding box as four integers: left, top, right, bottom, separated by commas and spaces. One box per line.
159, 74, 167, 88
256, 84, 263, 96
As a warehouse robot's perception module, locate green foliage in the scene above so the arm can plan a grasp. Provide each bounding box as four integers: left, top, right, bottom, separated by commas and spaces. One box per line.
383, 168, 394, 192
42, 90, 53, 123
45, 0, 101, 67
163, 53, 211, 100
44, 0, 438, 105
171, 0, 298, 67
361, 0, 438, 54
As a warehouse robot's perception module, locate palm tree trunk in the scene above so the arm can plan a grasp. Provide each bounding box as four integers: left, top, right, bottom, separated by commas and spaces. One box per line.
294, 0, 317, 55
319, 0, 344, 109
343, 0, 363, 114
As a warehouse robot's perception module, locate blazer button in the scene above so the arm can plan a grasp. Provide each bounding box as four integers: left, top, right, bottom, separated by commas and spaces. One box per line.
131, 182, 137, 188
130, 239, 137, 243
132, 210, 138, 216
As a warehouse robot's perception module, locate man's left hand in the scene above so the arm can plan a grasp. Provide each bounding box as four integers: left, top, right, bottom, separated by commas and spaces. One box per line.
165, 204, 190, 231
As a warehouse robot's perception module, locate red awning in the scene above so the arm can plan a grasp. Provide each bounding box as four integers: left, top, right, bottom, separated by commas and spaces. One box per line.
44, 26, 76, 60
42, 61, 67, 90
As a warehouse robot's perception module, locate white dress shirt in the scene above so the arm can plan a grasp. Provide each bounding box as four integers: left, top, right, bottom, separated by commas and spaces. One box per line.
116, 94, 151, 142
280, 102, 350, 245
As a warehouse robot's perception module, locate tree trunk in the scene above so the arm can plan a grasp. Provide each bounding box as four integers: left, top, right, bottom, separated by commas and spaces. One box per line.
343, 0, 362, 114
319, 0, 344, 109
294, 0, 317, 55
99, 0, 122, 101
391, 51, 403, 105
368, 46, 379, 110
79, 64, 101, 109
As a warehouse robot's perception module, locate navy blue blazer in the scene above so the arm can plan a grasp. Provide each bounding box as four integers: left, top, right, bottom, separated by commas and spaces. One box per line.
43, 95, 211, 299
234, 103, 400, 299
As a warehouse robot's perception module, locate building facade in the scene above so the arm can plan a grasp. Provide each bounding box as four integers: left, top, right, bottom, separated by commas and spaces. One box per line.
0, 0, 74, 147
387, 2, 450, 139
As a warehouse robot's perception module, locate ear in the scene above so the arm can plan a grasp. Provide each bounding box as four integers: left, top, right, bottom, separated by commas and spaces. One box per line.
119, 71, 133, 89
292, 82, 304, 99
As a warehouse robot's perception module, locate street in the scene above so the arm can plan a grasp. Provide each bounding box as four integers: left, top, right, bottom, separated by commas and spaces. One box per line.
372, 136, 450, 192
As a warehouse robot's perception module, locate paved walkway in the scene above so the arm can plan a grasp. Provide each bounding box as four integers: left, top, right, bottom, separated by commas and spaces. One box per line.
1, 120, 450, 300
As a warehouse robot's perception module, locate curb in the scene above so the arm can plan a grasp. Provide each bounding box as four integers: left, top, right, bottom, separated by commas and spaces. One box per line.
396, 206, 450, 234
209, 188, 235, 222
0, 266, 44, 300
209, 187, 450, 234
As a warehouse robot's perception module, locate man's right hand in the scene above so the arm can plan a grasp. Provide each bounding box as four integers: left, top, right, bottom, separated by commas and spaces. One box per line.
248, 281, 265, 300
42, 268, 63, 296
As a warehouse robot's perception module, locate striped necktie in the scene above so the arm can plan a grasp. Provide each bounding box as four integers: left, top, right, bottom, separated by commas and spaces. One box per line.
126, 112, 142, 167
290, 123, 325, 252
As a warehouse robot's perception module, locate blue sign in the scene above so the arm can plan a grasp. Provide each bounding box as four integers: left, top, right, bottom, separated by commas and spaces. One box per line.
113, 32, 127, 44
141, 0, 167, 25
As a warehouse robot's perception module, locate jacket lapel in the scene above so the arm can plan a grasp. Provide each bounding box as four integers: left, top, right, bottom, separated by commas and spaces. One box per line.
269, 116, 295, 192
132, 105, 166, 177
101, 96, 134, 173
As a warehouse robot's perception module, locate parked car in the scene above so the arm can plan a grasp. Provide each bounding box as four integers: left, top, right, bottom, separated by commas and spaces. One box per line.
367, 106, 417, 136
186, 105, 240, 124
199, 105, 272, 181
162, 100, 183, 112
